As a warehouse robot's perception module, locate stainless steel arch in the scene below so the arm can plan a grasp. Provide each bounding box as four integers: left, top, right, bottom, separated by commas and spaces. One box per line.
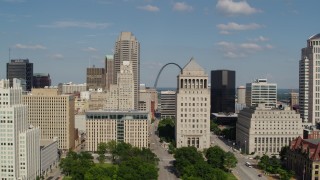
153, 63, 182, 88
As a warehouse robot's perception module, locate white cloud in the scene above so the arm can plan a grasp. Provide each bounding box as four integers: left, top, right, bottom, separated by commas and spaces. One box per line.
217, 22, 262, 31
216, 0, 261, 16
38, 21, 110, 29
251, 36, 269, 42
216, 41, 271, 58
83, 47, 98, 52
240, 43, 262, 51
51, 54, 64, 60
14, 43, 46, 50
173, 2, 193, 12
219, 30, 232, 35
137, 5, 160, 12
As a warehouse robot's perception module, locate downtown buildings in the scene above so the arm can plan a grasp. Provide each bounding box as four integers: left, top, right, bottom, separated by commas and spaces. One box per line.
0, 79, 41, 179
6, 59, 33, 91
245, 79, 277, 109
210, 70, 235, 114
23, 88, 75, 150
299, 33, 320, 124
175, 58, 210, 150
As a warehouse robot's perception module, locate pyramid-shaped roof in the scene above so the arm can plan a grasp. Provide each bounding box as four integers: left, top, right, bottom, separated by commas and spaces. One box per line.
182, 57, 205, 74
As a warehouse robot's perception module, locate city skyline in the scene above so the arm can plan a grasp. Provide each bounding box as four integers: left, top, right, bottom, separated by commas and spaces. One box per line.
0, 0, 319, 88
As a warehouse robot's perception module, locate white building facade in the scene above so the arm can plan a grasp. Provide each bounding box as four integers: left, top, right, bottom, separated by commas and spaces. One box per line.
175, 58, 210, 150
245, 79, 277, 108
0, 79, 41, 180
40, 138, 59, 177
85, 111, 149, 151
236, 104, 303, 155
299, 34, 320, 124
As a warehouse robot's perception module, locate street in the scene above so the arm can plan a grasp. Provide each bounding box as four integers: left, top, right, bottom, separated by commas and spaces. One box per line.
150, 120, 178, 180
211, 133, 267, 180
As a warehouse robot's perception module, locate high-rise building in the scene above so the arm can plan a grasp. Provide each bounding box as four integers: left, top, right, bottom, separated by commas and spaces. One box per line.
236, 104, 303, 155
175, 58, 210, 150
211, 70, 235, 113
299, 33, 320, 124
139, 86, 158, 120
160, 90, 176, 119
237, 86, 246, 104
33, 73, 51, 88
114, 32, 140, 109
0, 78, 40, 179
105, 61, 134, 111
6, 59, 33, 91
245, 79, 277, 109
86, 67, 106, 91
105, 55, 114, 91
23, 88, 75, 150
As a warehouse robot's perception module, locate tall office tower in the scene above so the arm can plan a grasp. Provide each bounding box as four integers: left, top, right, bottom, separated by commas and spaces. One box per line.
245, 79, 277, 109
33, 73, 51, 88
211, 70, 236, 113
105, 61, 134, 110
0, 79, 40, 179
237, 86, 246, 104
23, 88, 75, 150
114, 32, 140, 109
86, 67, 106, 91
105, 55, 114, 91
160, 90, 176, 119
176, 58, 210, 150
6, 59, 33, 91
299, 34, 320, 124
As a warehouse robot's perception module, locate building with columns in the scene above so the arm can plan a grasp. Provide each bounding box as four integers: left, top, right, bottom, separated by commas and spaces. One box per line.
175, 58, 210, 150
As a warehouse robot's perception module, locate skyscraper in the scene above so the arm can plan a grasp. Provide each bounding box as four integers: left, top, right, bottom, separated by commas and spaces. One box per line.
299, 33, 320, 124
105, 55, 114, 90
114, 32, 140, 109
237, 86, 246, 104
6, 59, 33, 91
210, 70, 235, 113
245, 79, 277, 109
175, 58, 210, 150
0, 78, 40, 179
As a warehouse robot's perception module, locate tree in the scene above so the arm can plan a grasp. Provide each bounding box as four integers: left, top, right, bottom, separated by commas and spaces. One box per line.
106, 140, 117, 162
59, 151, 94, 180
205, 146, 225, 169
117, 157, 158, 180
97, 142, 108, 163
157, 118, 175, 142
223, 152, 237, 170
85, 165, 117, 180
174, 146, 204, 174
210, 121, 221, 135
279, 146, 289, 161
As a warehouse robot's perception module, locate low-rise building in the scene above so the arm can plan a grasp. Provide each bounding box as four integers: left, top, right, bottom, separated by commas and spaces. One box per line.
86, 110, 149, 151
236, 104, 303, 155
287, 136, 320, 180
40, 138, 59, 177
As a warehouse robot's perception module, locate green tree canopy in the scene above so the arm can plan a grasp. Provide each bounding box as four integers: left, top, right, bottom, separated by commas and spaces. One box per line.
174, 146, 204, 174
157, 118, 175, 142
206, 146, 225, 169
223, 152, 238, 170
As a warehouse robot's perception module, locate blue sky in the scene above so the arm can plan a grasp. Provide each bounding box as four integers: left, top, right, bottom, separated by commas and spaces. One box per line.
0, 0, 319, 88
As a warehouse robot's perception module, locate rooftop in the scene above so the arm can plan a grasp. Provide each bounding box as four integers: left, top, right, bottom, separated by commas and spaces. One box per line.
309, 33, 320, 40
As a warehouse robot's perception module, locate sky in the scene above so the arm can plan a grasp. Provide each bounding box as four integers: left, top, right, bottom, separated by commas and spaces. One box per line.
0, 0, 319, 89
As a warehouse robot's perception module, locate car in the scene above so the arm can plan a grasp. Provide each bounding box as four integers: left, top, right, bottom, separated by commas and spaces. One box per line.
258, 174, 262, 177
